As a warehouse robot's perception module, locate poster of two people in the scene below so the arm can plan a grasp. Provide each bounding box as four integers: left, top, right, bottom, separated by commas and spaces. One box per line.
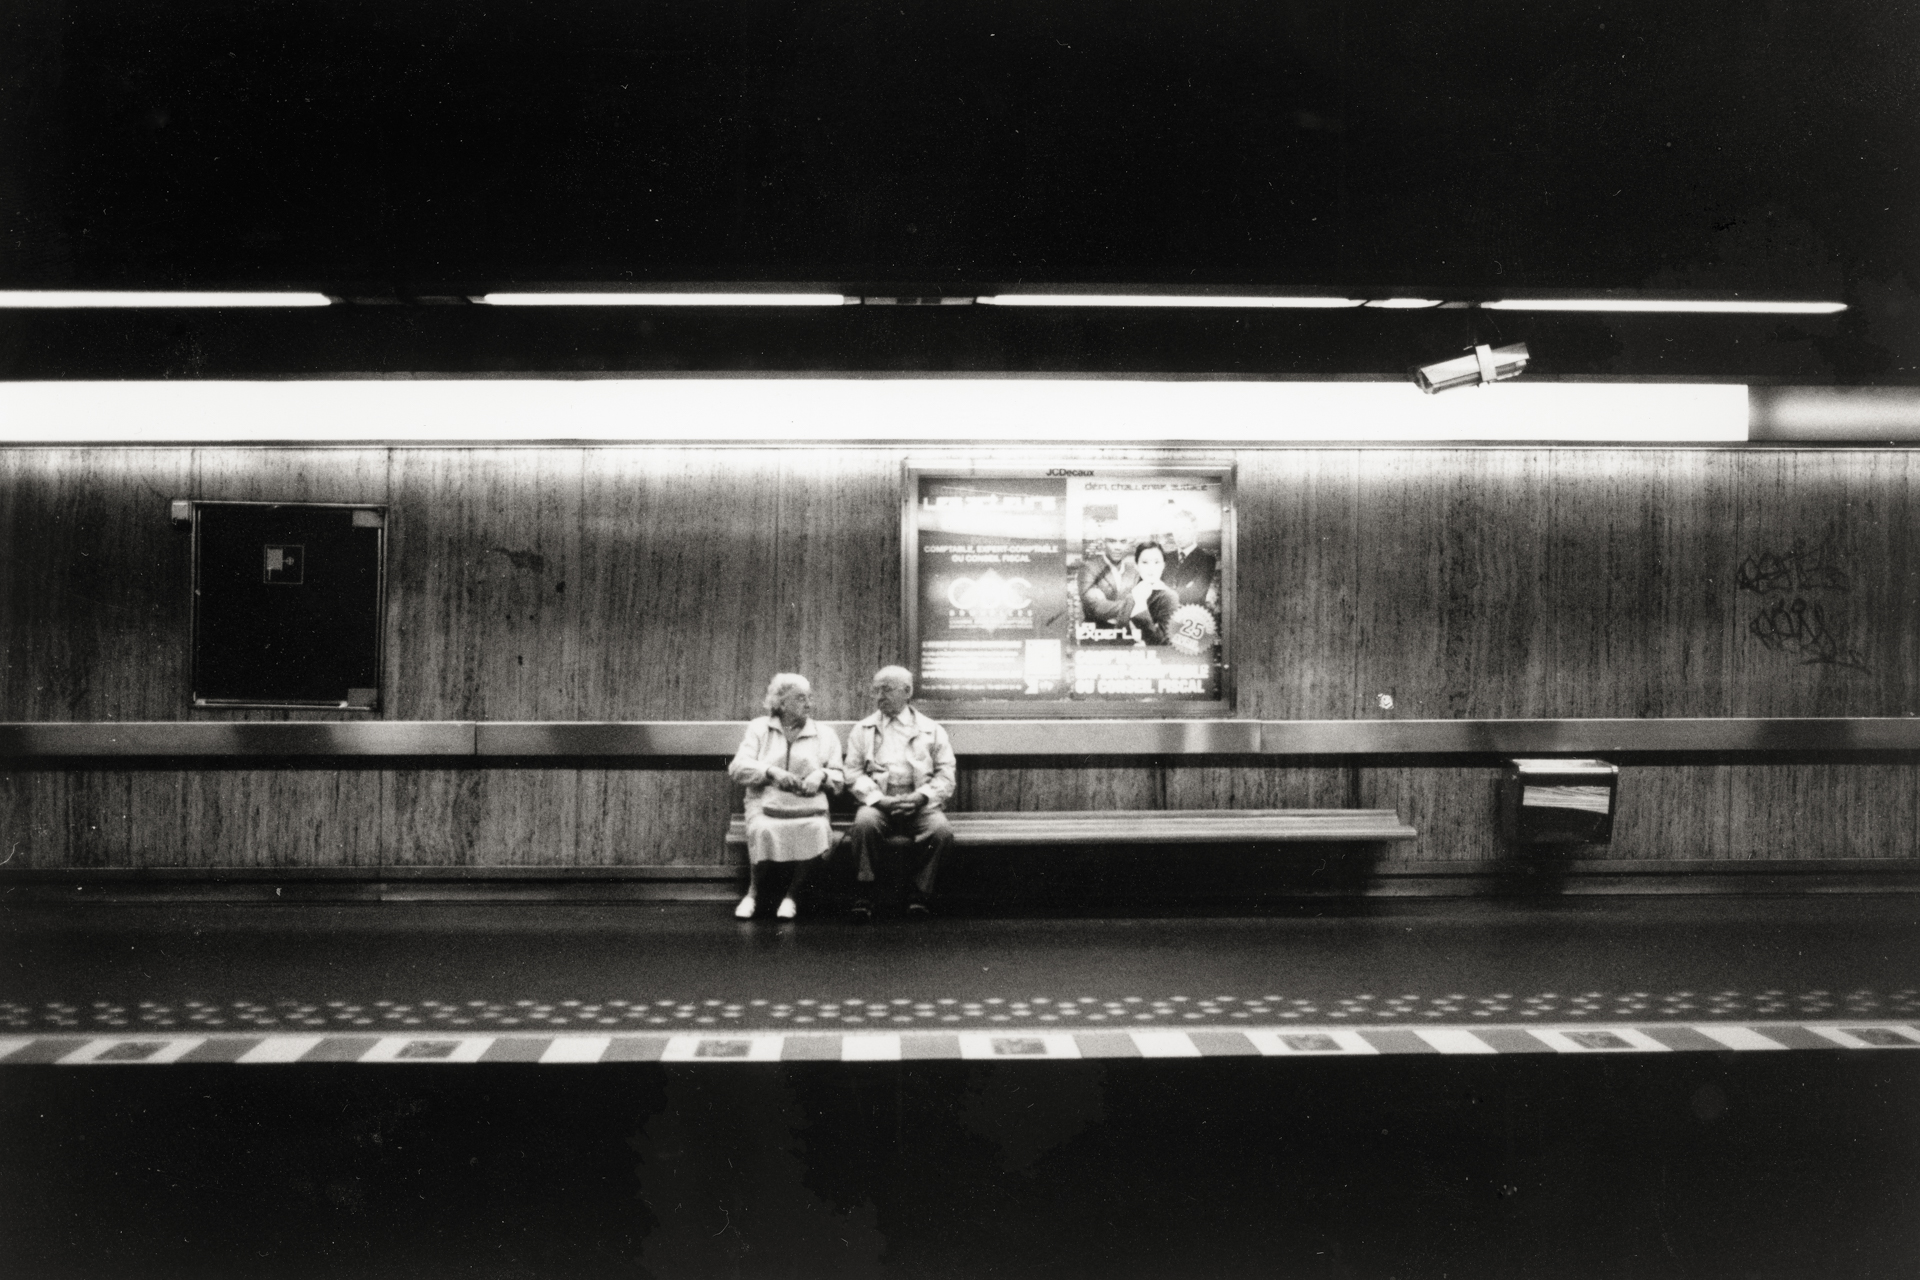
913, 468, 1229, 709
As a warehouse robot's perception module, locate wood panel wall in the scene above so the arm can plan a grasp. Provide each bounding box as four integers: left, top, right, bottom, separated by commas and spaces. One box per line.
4, 446, 1917, 869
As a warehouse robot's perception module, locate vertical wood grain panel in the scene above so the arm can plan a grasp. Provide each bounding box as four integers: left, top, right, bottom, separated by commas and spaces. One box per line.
1, 451, 33, 868
1542, 452, 1736, 859
1547, 450, 1742, 718
1357, 768, 1504, 864
3, 449, 197, 720
412, 452, 586, 860
1232, 450, 1360, 720
577, 770, 739, 868
123, 770, 190, 868
148, 770, 387, 869
6, 774, 66, 868
574, 448, 785, 720
1723, 764, 1920, 861
1353, 450, 1553, 721
264, 770, 385, 868
570, 449, 787, 865
457, 770, 578, 866
1604, 766, 1732, 862
1350, 451, 1551, 863
957, 766, 1163, 813
386, 450, 505, 720
456, 451, 584, 720
381, 769, 489, 866
773, 451, 902, 722
188, 448, 391, 507
1723, 452, 1918, 860
0, 448, 23, 716
1729, 450, 1915, 717
384, 450, 475, 720
55, 770, 135, 868
0, 772, 38, 867
1351, 448, 1446, 722
1162, 764, 1350, 811
382, 452, 566, 861
1882, 452, 1920, 714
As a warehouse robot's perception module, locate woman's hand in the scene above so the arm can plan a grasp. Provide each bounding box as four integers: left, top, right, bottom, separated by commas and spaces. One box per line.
797, 769, 826, 796
1130, 579, 1153, 613
765, 766, 794, 791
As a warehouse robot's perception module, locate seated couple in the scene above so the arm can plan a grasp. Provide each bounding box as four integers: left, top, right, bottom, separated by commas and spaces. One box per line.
726, 665, 957, 922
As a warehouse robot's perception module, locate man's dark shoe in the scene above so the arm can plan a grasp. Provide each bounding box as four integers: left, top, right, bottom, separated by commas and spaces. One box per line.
906, 899, 931, 920
850, 898, 873, 922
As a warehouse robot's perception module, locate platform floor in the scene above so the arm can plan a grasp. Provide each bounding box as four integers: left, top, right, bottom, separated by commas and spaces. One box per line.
3, 896, 1918, 1277
4, 895, 1917, 1050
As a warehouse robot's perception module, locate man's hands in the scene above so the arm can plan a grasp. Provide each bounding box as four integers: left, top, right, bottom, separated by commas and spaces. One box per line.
872, 791, 926, 814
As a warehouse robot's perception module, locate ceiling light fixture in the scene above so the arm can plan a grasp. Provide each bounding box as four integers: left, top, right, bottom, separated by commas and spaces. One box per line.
0, 291, 332, 308
477, 292, 852, 306
1482, 298, 1846, 314
975, 294, 1365, 308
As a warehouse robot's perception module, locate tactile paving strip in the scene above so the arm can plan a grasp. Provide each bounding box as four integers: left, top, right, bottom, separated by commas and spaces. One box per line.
2, 1022, 1915, 1065
4, 988, 1914, 1033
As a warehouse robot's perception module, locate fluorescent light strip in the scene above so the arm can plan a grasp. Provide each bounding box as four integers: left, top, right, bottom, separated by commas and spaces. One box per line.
0, 291, 1844, 315
1484, 298, 1846, 314
479, 292, 851, 306
976, 294, 1365, 309
0, 379, 1749, 443
0, 291, 332, 308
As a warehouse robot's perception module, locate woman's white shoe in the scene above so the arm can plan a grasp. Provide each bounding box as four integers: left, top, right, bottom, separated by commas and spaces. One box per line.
776, 897, 798, 920
734, 895, 757, 920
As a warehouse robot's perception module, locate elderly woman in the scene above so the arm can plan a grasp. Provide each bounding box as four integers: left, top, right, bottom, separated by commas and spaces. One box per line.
727, 673, 844, 920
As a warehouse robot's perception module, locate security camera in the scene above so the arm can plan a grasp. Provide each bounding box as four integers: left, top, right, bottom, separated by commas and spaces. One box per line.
1412, 342, 1529, 394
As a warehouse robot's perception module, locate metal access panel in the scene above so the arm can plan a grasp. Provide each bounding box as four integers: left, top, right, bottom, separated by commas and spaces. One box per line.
190, 502, 387, 710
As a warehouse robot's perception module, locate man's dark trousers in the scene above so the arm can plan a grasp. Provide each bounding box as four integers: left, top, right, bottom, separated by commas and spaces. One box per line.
848, 804, 954, 901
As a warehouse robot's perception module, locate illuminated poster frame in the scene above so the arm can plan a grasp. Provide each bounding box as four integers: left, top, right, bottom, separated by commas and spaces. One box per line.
903, 459, 1236, 719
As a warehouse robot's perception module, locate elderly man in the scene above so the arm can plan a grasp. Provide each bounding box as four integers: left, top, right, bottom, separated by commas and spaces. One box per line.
843, 665, 957, 919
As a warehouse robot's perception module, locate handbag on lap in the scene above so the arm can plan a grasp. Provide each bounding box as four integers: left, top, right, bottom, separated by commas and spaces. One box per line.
758, 788, 830, 819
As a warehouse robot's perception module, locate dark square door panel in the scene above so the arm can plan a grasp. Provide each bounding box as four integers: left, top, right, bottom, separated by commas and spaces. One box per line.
192, 503, 386, 709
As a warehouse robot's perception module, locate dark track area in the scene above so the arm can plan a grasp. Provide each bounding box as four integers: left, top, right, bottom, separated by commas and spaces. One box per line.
3, 1053, 1919, 1278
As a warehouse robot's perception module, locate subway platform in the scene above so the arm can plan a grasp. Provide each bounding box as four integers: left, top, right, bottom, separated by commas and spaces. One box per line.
3, 894, 1918, 1278
3, 895, 1919, 1065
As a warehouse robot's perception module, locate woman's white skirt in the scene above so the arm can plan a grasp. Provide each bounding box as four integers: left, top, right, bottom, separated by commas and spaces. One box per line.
744, 812, 834, 864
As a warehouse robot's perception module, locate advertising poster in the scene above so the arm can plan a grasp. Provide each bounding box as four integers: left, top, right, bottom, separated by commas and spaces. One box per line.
913, 468, 1230, 711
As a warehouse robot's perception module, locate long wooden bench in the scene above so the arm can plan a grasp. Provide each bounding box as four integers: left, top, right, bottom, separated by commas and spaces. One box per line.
725, 809, 1417, 858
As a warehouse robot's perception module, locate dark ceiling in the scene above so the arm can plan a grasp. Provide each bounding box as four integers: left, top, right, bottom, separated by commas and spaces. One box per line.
2, 0, 1916, 380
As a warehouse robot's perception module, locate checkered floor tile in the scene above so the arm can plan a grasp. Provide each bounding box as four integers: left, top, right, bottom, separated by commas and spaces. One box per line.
3, 1021, 1916, 1065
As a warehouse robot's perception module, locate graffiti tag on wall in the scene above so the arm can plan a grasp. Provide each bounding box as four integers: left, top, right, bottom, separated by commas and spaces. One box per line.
1735, 540, 1868, 672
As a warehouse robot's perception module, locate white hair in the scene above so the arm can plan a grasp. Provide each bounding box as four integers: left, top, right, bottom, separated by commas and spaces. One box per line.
871, 665, 915, 693
762, 672, 812, 714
